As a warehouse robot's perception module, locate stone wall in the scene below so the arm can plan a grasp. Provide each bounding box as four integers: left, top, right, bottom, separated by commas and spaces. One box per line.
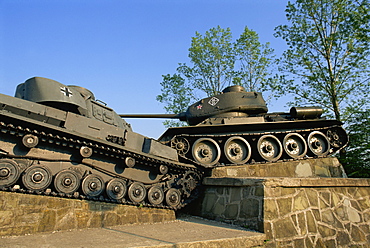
0, 191, 175, 236
198, 177, 370, 248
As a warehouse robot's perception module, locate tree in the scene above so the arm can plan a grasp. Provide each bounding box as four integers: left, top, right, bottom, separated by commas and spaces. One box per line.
156, 74, 193, 127
183, 26, 235, 97
273, 0, 370, 122
234, 27, 275, 91
339, 109, 370, 177
157, 26, 275, 127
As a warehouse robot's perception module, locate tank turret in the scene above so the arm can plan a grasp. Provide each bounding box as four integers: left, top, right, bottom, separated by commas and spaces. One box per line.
120, 85, 324, 126
120, 85, 269, 126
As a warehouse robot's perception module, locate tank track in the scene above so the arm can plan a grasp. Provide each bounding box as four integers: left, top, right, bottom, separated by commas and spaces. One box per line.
0, 118, 202, 210
168, 124, 348, 168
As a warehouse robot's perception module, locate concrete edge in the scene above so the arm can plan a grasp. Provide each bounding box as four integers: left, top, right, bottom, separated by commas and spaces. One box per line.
133, 234, 267, 248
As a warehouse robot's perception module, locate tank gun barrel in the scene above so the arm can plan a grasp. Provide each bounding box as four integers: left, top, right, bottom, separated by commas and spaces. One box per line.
119, 113, 187, 121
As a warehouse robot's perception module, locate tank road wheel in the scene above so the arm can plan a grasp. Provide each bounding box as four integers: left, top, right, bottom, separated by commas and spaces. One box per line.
22, 165, 52, 191
307, 131, 330, 156
81, 174, 105, 197
54, 169, 81, 194
283, 133, 307, 159
159, 165, 168, 175
0, 159, 21, 187
22, 134, 39, 148
148, 185, 164, 206
257, 135, 283, 162
171, 137, 190, 156
128, 182, 146, 203
192, 138, 221, 167
80, 146, 93, 158
106, 179, 127, 200
165, 188, 181, 208
224, 137, 251, 164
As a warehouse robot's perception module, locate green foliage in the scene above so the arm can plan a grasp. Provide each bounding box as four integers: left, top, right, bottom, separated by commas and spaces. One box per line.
187, 26, 235, 96
157, 26, 275, 127
234, 27, 275, 92
339, 110, 370, 177
273, 0, 370, 122
156, 74, 193, 127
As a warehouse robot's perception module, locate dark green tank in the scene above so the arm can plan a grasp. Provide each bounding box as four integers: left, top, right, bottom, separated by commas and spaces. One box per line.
122, 85, 348, 168
0, 77, 201, 209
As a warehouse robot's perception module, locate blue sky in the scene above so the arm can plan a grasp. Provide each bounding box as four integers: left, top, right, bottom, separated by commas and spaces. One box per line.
0, 0, 290, 138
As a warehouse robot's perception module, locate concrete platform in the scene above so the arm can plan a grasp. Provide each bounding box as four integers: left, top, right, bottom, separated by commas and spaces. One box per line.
0, 215, 266, 248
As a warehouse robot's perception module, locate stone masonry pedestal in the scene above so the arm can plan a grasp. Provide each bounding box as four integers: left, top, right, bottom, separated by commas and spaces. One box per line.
192, 158, 370, 248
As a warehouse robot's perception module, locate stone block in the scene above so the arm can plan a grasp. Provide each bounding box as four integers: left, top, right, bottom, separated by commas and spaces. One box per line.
264, 198, 278, 220
351, 225, 366, 242
293, 238, 305, 247
103, 212, 120, 226
0, 210, 14, 226
55, 210, 76, 230
305, 188, 318, 207
305, 236, 315, 247
240, 198, 260, 218
202, 192, 218, 213
293, 190, 309, 211
276, 197, 292, 217
295, 161, 313, 177
121, 213, 138, 225
364, 212, 370, 222
306, 211, 317, 233
311, 208, 321, 222
15, 212, 41, 225
137, 212, 150, 223
273, 217, 298, 239
88, 212, 104, 228
254, 186, 264, 196
0, 194, 18, 210
75, 209, 90, 229
297, 212, 307, 235
212, 200, 226, 216
314, 165, 331, 177
336, 230, 351, 246
37, 209, 57, 233
317, 223, 336, 237
230, 187, 242, 202
224, 204, 239, 219
350, 199, 362, 212
242, 186, 252, 197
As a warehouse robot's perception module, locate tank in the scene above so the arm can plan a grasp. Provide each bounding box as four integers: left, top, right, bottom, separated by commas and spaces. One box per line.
121, 85, 348, 168
0, 77, 202, 209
